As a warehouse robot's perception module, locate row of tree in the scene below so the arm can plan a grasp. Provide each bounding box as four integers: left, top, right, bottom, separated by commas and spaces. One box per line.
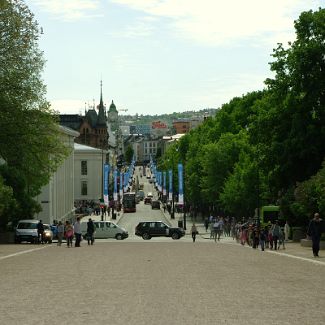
0, 1, 68, 229
159, 8, 325, 226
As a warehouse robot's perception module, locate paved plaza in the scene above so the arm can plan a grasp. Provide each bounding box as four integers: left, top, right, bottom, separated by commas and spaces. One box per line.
0, 234, 324, 325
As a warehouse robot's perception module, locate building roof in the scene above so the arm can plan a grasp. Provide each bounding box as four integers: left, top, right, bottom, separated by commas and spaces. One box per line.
74, 143, 108, 153
109, 100, 117, 113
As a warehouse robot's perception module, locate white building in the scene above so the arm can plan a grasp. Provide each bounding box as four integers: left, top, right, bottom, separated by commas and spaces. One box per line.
74, 143, 108, 203
35, 126, 79, 224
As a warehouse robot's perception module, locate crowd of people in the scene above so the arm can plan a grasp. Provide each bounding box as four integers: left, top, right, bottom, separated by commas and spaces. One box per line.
200, 215, 291, 252
40, 217, 96, 248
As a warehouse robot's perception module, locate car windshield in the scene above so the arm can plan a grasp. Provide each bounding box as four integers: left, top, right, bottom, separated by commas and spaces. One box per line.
17, 222, 37, 229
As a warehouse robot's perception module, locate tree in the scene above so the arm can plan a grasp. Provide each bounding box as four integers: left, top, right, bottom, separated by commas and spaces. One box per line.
0, 0, 69, 224
125, 145, 134, 165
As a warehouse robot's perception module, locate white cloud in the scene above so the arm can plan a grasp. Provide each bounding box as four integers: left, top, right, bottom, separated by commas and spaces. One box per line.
110, 19, 155, 38
30, 0, 101, 21
50, 99, 86, 114
111, 0, 322, 46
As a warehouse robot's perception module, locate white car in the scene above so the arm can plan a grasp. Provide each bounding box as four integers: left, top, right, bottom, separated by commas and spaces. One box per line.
81, 221, 128, 240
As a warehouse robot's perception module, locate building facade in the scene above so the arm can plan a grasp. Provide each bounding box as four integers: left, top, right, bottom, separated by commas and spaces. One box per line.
35, 126, 79, 224
74, 143, 108, 203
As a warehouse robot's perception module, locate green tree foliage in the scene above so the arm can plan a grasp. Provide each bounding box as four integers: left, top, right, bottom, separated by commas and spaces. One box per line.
0, 0, 69, 225
125, 145, 134, 165
289, 160, 325, 225
260, 8, 325, 190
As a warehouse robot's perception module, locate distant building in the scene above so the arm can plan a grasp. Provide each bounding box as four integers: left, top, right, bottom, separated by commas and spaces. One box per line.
74, 143, 108, 204
59, 81, 109, 150
35, 126, 79, 224
130, 124, 151, 135
172, 119, 191, 134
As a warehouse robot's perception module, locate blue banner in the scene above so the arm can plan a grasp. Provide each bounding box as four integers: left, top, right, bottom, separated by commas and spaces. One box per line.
113, 169, 118, 201
168, 170, 172, 201
178, 163, 184, 204
103, 164, 110, 206
119, 172, 123, 198
163, 171, 166, 196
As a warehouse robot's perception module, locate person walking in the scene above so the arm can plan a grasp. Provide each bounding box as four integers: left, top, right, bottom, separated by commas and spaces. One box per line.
74, 217, 82, 247
57, 221, 64, 246
307, 213, 323, 257
37, 220, 44, 244
87, 218, 95, 245
204, 218, 209, 232
65, 221, 74, 247
191, 223, 198, 242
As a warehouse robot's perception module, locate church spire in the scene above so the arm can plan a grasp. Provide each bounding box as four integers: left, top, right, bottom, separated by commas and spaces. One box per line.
97, 79, 106, 126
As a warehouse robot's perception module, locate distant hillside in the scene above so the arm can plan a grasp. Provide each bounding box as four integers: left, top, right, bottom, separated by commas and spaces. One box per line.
119, 108, 217, 126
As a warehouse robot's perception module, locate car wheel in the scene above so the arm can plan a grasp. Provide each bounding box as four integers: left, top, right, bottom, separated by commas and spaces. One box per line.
171, 232, 179, 240
115, 233, 123, 240
142, 233, 151, 240
15, 238, 21, 244
48, 240, 52, 244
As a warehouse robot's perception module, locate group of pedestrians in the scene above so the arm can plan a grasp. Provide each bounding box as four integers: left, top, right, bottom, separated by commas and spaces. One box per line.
237, 220, 286, 251
53, 217, 96, 247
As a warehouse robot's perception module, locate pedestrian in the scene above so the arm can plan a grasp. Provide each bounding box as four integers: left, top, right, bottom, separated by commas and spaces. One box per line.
65, 221, 74, 247
252, 226, 259, 249
259, 226, 267, 251
213, 219, 219, 242
204, 218, 209, 232
37, 220, 44, 244
284, 221, 290, 241
191, 223, 198, 242
87, 218, 95, 245
271, 221, 281, 250
74, 217, 82, 247
57, 221, 64, 246
307, 213, 323, 257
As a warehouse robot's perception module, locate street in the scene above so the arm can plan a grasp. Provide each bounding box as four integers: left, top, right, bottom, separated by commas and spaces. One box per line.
1, 173, 325, 325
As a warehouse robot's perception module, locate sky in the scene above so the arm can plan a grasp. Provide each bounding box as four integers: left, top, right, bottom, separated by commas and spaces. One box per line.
25, 0, 324, 116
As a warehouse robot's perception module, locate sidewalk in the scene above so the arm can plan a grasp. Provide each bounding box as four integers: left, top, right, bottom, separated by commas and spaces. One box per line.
162, 209, 325, 263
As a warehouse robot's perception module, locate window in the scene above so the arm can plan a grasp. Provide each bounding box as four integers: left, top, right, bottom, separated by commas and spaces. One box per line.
81, 161, 87, 175
81, 181, 88, 196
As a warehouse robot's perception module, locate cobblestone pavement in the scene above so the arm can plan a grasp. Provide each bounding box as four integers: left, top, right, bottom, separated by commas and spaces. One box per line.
1, 234, 324, 325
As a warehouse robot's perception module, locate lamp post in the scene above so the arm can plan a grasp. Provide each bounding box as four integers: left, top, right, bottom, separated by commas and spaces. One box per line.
183, 163, 186, 230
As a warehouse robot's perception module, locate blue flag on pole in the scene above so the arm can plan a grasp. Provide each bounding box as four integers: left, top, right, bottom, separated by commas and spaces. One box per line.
103, 164, 110, 206
178, 163, 184, 204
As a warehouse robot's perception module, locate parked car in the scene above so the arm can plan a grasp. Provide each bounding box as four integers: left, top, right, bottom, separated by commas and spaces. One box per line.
144, 197, 152, 205
151, 200, 160, 209
15, 219, 39, 244
15, 220, 53, 244
135, 221, 185, 240
81, 221, 128, 240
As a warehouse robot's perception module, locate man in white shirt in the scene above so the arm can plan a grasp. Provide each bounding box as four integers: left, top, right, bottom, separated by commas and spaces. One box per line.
74, 217, 82, 247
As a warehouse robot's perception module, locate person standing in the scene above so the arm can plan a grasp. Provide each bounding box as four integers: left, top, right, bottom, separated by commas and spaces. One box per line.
284, 221, 290, 241
272, 220, 281, 250
307, 213, 323, 257
87, 218, 95, 245
37, 220, 44, 244
74, 217, 82, 247
57, 221, 64, 246
65, 221, 74, 247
